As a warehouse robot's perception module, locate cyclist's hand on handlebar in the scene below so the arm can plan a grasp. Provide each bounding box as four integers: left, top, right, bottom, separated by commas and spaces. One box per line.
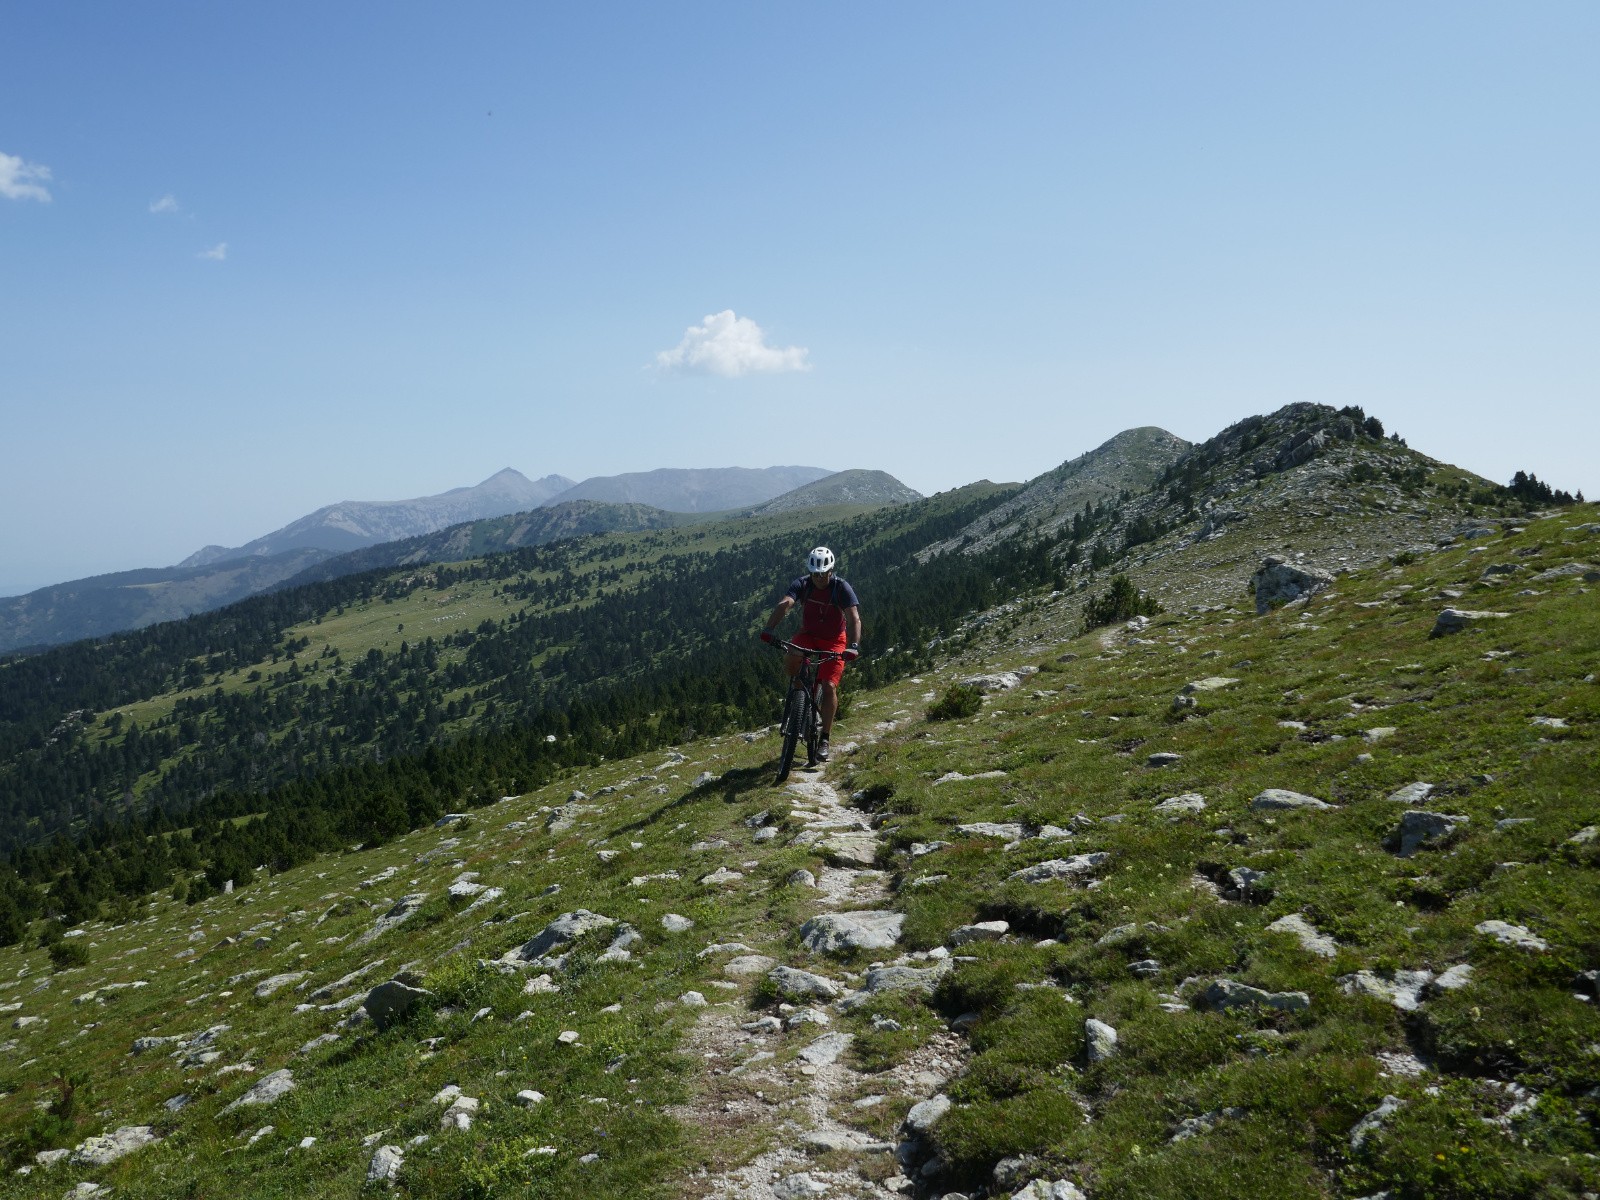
843, 642, 860, 661
759, 629, 776, 644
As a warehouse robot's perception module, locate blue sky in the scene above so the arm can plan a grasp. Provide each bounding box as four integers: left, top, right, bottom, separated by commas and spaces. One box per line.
3, 2, 1596, 596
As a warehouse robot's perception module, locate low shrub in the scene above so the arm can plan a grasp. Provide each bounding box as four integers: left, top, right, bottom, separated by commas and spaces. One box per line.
927, 684, 982, 722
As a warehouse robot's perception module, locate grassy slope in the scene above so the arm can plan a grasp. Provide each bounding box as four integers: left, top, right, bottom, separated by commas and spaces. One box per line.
1, 507, 1594, 1198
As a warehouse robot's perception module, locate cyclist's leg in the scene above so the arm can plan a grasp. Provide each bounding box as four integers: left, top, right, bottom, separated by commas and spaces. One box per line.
814, 654, 846, 739
817, 680, 838, 739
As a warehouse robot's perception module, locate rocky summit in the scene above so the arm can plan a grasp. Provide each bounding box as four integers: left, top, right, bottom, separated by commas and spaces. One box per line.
0, 405, 1594, 1200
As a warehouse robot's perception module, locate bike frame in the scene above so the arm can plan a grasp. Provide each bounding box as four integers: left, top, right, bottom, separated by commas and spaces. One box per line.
770, 638, 841, 783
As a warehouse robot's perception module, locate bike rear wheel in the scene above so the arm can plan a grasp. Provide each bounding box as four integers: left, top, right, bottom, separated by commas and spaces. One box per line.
776, 687, 807, 784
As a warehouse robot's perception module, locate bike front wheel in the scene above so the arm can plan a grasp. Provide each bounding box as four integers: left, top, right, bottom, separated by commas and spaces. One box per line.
776, 688, 807, 784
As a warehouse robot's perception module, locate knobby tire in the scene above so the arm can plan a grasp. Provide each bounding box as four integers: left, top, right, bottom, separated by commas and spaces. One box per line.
776, 687, 807, 784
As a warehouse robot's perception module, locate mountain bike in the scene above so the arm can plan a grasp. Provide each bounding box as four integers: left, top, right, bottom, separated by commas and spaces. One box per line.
769, 638, 842, 784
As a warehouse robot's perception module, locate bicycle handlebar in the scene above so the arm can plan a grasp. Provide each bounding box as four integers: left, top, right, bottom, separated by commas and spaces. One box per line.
770, 638, 843, 661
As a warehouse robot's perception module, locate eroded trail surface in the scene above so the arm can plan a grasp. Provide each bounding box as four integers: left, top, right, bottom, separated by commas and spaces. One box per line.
679, 770, 968, 1200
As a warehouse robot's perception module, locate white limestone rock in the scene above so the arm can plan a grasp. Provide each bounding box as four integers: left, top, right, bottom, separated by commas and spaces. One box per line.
799, 910, 904, 953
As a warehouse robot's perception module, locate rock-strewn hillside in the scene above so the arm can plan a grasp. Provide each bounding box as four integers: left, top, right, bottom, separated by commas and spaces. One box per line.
3, 507, 1595, 1199
921, 427, 1190, 558
754, 470, 923, 514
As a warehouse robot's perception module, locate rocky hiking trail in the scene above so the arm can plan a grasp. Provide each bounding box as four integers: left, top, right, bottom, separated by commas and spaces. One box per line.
683, 768, 968, 1200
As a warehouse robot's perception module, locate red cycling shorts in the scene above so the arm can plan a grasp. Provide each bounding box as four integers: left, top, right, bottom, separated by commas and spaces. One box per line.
790, 631, 847, 686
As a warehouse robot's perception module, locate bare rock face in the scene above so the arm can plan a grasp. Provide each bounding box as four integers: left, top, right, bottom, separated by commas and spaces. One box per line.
1394, 810, 1469, 857
222, 1069, 296, 1112
502, 910, 616, 964
798, 910, 904, 953
1251, 556, 1336, 614
1201, 979, 1311, 1012
364, 980, 434, 1031
1430, 607, 1511, 637
70, 1125, 159, 1166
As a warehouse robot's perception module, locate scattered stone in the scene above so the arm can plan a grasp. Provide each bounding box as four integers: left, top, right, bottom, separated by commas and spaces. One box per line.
1084, 1018, 1118, 1063
367, 1144, 404, 1186
937, 770, 1009, 785
797, 1031, 853, 1066
1008, 853, 1110, 884
1475, 920, 1549, 951
909, 841, 949, 858
439, 1096, 479, 1131
1364, 726, 1397, 743
679, 991, 708, 1007
503, 910, 616, 964
1146, 752, 1183, 767
1252, 556, 1335, 613
1340, 970, 1434, 1011
1154, 793, 1206, 815
1201, 979, 1311, 1012
961, 672, 1021, 693
1350, 1095, 1406, 1149
949, 920, 1010, 946
357, 893, 428, 945
1011, 1181, 1087, 1200
799, 911, 904, 953
700, 867, 744, 886
908, 874, 948, 888
297, 1033, 340, 1055
773, 1174, 830, 1200
1183, 677, 1240, 694
788, 869, 818, 887
904, 1094, 952, 1134
364, 980, 434, 1031
1568, 826, 1598, 845
1394, 810, 1469, 857
768, 966, 841, 1000
660, 913, 694, 933
308, 957, 388, 1001
1128, 959, 1162, 978
222, 1069, 295, 1112
1266, 914, 1339, 958
514, 1089, 544, 1106
252, 971, 308, 999
1431, 608, 1512, 637
722, 954, 779, 976
1386, 782, 1434, 805
1171, 1107, 1248, 1142
70, 1125, 159, 1166
1433, 964, 1475, 991
957, 822, 1025, 840
557, 1030, 580, 1045
692, 771, 717, 788
131, 1035, 181, 1054
522, 974, 559, 995
1251, 789, 1335, 812
1530, 715, 1568, 729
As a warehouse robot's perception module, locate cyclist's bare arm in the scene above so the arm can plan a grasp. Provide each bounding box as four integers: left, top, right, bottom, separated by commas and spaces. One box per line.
845, 606, 861, 645
762, 596, 796, 634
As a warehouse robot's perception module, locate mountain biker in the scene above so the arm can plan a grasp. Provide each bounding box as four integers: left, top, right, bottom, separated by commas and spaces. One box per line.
758, 546, 860, 764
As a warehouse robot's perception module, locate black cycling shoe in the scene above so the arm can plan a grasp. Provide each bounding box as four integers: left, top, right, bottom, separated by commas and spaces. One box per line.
815, 738, 830, 763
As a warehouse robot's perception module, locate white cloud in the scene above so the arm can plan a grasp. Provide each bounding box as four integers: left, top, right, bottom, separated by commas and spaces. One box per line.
0, 151, 52, 202
149, 193, 179, 214
654, 310, 810, 377
198, 242, 228, 261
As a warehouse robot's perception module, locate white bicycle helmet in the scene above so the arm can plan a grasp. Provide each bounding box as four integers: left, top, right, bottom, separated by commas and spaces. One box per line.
807, 546, 836, 574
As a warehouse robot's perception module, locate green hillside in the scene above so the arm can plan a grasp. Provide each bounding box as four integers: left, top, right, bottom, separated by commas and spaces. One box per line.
0, 505, 1593, 1198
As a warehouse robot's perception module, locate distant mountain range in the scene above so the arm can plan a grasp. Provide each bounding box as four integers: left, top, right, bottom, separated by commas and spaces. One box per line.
0, 465, 921, 655
546, 466, 833, 513
178, 470, 577, 568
